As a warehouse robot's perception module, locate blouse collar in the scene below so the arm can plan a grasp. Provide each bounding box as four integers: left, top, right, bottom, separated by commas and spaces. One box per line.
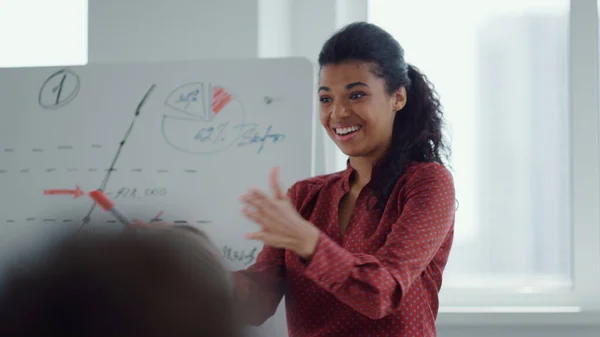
340, 158, 384, 191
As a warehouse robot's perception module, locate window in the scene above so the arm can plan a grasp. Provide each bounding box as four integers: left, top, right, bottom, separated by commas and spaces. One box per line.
0, 0, 87, 68
354, 1, 600, 316
365, 0, 574, 294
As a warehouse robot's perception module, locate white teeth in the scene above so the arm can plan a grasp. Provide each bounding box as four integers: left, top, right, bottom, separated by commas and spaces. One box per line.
335, 126, 361, 135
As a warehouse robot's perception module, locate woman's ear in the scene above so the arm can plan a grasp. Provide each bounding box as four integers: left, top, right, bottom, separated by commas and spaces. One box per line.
393, 87, 407, 111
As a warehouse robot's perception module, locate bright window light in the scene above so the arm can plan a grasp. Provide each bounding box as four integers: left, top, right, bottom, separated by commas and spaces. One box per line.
0, 0, 87, 68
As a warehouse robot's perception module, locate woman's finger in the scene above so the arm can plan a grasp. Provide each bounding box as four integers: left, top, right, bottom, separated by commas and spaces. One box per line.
244, 231, 291, 248
241, 188, 268, 203
242, 206, 283, 234
241, 190, 278, 215
241, 206, 270, 226
269, 166, 285, 200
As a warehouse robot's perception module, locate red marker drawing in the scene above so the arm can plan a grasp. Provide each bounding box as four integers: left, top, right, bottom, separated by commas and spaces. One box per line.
150, 210, 164, 223
89, 190, 130, 226
43, 185, 85, 199
212, 86, 232, 115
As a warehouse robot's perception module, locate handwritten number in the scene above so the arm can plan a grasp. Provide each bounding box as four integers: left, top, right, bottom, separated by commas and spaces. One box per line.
114, 187, 166, 199
194, 122, 229, 144
214, 122, 228, 143
177, 89, 200, 110
52, 74, 67, 105
114, 187, 128, 199
222, 245, 257, 266
144, 188, 166, 197
115, 187, 136, 198
38, 69, 81, 110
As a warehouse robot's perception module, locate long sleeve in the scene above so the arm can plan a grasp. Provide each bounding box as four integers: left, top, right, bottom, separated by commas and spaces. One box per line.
233, 183, 303, 325
302, 164, 455, 320
233, 245, 285, 325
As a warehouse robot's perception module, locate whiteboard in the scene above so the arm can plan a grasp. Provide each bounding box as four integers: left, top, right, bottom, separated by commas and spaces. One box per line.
0, 57, 315, 336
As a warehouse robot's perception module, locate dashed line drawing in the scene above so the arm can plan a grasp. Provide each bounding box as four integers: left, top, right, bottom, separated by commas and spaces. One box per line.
263, 96, 281, 104
0, 168, 199, 174
0, 167, 198, 174
4, 217, 212, 225
0, 144, 105, 153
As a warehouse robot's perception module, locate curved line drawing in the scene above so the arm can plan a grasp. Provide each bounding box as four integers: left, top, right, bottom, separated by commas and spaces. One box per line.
38, 68, 81, 109
162, 86, 246, 154
161, 115, 243, 155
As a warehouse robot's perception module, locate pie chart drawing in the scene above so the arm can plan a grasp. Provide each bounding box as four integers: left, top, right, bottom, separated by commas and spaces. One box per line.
162, 82, 246, 154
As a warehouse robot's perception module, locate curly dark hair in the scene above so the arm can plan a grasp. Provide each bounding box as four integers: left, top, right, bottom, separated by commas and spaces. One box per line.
318, 22, 451, 211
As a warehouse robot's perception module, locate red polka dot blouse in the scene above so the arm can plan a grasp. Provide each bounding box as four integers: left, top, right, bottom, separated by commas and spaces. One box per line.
235, 161, 455, 337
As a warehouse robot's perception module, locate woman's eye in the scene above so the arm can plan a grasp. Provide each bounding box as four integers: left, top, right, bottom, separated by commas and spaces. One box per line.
350, 92, 365, 100
319, 96, 332, 103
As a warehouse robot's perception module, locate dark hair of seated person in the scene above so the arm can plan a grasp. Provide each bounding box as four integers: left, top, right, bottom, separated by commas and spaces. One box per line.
0, 225, 239, 337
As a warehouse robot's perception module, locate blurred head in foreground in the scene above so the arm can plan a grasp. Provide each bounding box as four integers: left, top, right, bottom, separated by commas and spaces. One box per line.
0, 225, 239, 337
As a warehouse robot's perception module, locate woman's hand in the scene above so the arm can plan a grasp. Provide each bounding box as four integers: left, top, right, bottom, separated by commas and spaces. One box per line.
240, 166, 320, 260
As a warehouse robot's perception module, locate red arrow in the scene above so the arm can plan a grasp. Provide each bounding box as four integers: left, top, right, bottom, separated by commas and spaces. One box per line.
43, 185, 85, 199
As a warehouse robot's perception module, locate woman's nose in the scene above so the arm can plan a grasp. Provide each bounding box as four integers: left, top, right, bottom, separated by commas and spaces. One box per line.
331, 102, 350, 119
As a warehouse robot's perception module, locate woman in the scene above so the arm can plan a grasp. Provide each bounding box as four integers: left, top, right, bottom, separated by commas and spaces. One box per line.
236, 22, 455, 337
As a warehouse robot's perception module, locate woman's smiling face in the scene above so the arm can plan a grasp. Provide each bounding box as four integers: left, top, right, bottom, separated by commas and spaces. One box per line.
318, 60, 406, 161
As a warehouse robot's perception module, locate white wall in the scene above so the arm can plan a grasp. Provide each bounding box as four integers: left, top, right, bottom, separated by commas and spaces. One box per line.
88, 1, 600, 336
89, 0, 260, 62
